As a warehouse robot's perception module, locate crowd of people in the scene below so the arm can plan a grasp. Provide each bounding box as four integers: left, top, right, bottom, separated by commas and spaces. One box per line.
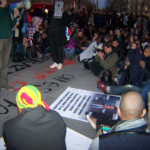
1, 0, 150, 149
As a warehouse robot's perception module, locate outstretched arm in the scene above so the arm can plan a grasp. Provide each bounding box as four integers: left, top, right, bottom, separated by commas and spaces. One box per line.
10, 0, 31, 10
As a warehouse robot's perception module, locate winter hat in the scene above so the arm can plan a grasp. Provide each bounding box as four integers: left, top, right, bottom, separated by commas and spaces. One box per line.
16, 85, 50, 110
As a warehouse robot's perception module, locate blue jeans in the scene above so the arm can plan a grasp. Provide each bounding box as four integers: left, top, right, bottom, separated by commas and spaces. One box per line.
42, 46, 50, 56
64, 48, 75, 57
109, 79, 150, 110
140, 79, 150, 109
109, 85, 141, 95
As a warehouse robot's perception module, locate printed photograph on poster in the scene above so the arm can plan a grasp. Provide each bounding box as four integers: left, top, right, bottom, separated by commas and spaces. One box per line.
50, 87, 122, 122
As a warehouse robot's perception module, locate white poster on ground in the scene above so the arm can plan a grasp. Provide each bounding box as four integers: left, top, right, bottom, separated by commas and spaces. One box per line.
50, 87, 122, 122
0, 137, 5, 150
66, 128, 92, 150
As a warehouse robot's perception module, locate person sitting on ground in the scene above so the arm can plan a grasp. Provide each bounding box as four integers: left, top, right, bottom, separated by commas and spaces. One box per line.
37, 32, 51, 60
89, 31, 100, 44
114, 28, 123, 44
119, 42, 143, 87
3, 85, 66, 150
139, 47, 150, 80
89, 91, 147, 150
104, 30, 113, 42
91, 41, 118, 78
112, 39, 125, 68
75, 29, 88, 54
64, 33, 76, 60
84, 24, 96, 42
12, 8, 26, 62
97, 46, 150, 95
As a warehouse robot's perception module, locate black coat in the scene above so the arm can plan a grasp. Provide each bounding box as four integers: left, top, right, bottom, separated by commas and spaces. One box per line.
49, 11, 71, 46
3, 107, 66, 150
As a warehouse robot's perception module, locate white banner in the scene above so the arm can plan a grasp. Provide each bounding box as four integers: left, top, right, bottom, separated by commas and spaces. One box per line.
50, 87, 121, 122
54, 1, 64, 18
0, 137, 5, 150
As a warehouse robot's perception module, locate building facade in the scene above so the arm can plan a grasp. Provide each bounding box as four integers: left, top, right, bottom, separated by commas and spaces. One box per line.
110, 0, 150, 16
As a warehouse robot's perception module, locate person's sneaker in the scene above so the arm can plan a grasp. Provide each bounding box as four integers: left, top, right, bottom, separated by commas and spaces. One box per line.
97, 80, 107, 93
50, 62, 58, 68
57, 63, 62, 69
1, 85, 14, 91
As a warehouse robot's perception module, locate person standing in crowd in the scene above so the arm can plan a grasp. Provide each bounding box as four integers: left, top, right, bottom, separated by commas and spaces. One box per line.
12, 8, 26, 62
49, 2, 71, 70
3, 85, 66, 150
123, 13, 129, 27
0, 0, 30, 91
0, 0, 16, 91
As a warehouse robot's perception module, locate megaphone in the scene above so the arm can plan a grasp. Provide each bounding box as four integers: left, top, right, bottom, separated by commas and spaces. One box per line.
23, 0, 31, 9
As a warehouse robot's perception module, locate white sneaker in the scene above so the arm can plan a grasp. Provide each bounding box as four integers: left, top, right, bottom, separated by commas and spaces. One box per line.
50, 62, 58, 68
57, 63, 62, 69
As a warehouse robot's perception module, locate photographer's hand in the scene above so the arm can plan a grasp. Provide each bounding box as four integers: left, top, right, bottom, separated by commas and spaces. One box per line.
97, 51, 104, 60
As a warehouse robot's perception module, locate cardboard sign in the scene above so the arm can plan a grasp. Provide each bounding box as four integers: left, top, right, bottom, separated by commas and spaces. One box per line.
54, 1, 64, 18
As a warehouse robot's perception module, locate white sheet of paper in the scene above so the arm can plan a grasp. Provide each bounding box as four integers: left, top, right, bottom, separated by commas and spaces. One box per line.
0, 137, 6, 150
66, 128, 92, 150
54, 1, 64, 18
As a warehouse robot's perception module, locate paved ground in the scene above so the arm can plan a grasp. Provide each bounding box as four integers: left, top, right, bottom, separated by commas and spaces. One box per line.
0, 56, 103, 139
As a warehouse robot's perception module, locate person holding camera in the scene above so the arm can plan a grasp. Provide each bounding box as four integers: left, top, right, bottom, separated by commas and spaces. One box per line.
91, 41, 118, 79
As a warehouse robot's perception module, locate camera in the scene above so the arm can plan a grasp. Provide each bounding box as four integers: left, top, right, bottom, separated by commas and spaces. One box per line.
95, 48, 104, 53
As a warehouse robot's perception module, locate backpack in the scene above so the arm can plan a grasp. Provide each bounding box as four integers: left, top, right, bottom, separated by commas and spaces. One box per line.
100, 69, 118, 86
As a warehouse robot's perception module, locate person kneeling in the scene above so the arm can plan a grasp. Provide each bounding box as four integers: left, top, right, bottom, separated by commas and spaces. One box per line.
3, 85, 66, 150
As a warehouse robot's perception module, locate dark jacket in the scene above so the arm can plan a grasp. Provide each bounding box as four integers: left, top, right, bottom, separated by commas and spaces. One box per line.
89, 118, 149, 150
95, 52, 118, 75
75, 35, 88, 49
112, 45, 125, 61
49, 11, 71, 46
120, 48, 143, 87
3, 107, 66, 150
0, 6, 14, 39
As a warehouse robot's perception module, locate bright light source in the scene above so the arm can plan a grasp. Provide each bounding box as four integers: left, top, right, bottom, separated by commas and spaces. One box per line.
45, 9, 49, 14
